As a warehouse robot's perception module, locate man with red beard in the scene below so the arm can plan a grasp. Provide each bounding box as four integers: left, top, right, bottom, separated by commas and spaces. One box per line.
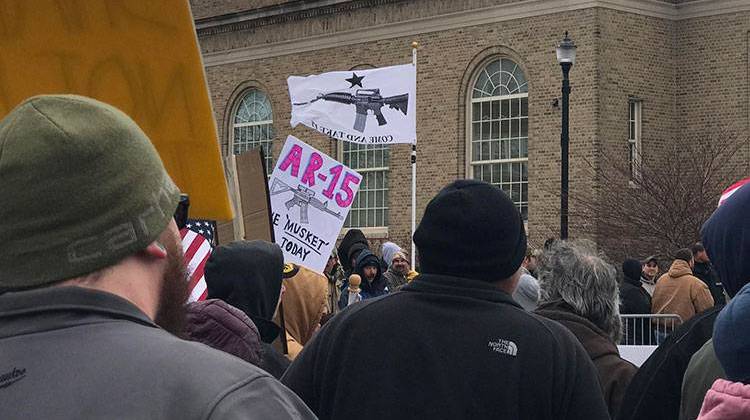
0, 95, 314, 419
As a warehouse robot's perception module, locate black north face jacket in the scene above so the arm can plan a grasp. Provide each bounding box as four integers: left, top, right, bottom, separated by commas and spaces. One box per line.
282, 273, 609, 420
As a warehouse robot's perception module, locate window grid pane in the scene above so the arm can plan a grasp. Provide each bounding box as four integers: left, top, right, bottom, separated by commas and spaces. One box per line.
233, 89, 274, 174
473, 58, 529, 98
470, 68, 528, 220
343, 142, 389, 228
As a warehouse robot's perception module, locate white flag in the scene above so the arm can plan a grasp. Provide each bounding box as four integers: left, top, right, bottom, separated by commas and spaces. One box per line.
288, 64, 416, 144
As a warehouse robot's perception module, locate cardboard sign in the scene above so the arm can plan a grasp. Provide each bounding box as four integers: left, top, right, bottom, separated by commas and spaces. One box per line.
236, 149, 274, 242
0, 1, 232, 220
269, 136, 362, 273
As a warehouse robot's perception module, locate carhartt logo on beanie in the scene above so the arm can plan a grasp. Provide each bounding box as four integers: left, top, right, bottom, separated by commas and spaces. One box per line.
413, 179, 527, 282
0, 95, 180, 289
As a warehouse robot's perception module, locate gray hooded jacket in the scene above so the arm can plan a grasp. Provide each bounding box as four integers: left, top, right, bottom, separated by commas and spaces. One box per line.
0, 286, 315, 420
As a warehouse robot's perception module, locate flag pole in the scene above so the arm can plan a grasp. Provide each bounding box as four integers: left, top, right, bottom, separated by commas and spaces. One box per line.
411, 41, 418, 269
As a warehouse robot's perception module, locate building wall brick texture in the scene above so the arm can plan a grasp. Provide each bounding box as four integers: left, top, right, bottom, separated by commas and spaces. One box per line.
195, 0, 750, 261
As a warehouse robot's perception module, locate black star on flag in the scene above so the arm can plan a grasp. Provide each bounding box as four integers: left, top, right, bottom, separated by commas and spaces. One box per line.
345, 72, 365, 88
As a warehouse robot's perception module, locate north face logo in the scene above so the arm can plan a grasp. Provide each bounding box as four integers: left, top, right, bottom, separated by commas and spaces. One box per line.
0, 367, 26, 389
488, 339, 518, 356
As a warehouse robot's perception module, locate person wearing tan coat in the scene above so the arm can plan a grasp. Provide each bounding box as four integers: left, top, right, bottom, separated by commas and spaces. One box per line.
652, 249, 714, 332
280, 263, 328, 360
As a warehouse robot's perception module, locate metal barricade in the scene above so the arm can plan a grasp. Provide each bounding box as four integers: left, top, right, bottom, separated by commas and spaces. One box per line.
620, 314, 683, 345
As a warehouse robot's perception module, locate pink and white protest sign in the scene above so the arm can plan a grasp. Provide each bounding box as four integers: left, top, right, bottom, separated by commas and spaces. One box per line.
268, 135, 362, 273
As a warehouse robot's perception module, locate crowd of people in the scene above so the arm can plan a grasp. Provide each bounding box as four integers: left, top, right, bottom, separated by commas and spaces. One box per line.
618, 245, 721, 346
1, 94, 749, 419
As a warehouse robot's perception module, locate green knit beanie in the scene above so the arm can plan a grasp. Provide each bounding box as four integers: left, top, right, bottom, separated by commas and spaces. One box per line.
0, 95, 180, 289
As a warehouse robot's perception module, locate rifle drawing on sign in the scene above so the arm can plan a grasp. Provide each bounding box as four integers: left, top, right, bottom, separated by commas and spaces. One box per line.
270, 178, 343, 224
293, 89, 408, 132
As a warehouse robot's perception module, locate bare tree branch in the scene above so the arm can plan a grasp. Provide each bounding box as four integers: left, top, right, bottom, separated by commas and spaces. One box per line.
557, 128, 748, 264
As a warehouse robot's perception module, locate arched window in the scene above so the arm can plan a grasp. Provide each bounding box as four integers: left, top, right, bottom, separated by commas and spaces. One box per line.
469, 58, 529, 220
232, 89, 274, 173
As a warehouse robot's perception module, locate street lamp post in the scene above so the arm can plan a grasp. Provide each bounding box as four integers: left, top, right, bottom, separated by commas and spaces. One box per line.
556, 32, 576, 240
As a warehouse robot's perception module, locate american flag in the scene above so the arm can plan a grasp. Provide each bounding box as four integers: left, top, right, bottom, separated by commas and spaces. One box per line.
180, 219, 216, 302
718, 178, 750, 207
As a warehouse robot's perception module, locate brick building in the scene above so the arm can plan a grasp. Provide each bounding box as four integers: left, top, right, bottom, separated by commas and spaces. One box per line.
190, 0, 750, 259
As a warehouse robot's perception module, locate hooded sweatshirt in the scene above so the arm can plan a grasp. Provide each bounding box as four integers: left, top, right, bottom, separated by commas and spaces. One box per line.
205, 241, 284, 343
354, 249, 388, 298
204, 240, 290, 378
652, 259, 714, 326
381, 241, 402, 268
337, 229, 369, 275
620, 259, 652, 315
701, 182, 750, 298
338, 249, 388, 309
280, 264, 328, 360
678, 183, 750, 420
620, 259, 653, 344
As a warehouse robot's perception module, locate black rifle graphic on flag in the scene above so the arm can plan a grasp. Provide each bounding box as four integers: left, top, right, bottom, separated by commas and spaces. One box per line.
270, 179, 343, 224
294, 89, 408, 132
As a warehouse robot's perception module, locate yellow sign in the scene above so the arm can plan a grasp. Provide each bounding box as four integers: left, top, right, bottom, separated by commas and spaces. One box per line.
0, 1, 232, 220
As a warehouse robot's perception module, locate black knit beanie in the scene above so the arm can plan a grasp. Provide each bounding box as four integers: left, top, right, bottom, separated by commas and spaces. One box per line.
414, 180, 527, 282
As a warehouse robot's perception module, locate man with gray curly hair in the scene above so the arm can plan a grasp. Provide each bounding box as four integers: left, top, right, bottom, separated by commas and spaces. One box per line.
535, 241, 637, 419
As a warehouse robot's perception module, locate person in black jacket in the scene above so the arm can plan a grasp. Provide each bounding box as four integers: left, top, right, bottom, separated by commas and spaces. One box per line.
620, 258, 653, 344
204, 240, 291, 379
282, 180, 609, 420
691, 242, 726, 306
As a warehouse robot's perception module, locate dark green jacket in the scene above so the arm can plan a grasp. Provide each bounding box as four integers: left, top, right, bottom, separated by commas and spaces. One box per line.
0, 286, 315, 420
680, 339, 726, 420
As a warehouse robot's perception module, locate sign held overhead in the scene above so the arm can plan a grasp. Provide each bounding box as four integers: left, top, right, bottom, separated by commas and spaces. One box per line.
0, 0, 232, 220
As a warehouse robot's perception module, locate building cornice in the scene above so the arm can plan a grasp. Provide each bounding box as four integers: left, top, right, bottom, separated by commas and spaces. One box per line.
675, 0, 750, 19
196, 0, 403, 35
201, 0, 750, 67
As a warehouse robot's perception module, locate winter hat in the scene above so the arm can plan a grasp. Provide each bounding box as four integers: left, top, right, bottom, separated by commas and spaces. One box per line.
643, 256, 658, 266
0, 95, 180, 290
184, 299, 262, 366
392, 251, 408, 263
713, 282, 750, 383
701, 183, 750, 297
381, 241, 402, 266
622, 259, 642, 284
414, 179, 527, 282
